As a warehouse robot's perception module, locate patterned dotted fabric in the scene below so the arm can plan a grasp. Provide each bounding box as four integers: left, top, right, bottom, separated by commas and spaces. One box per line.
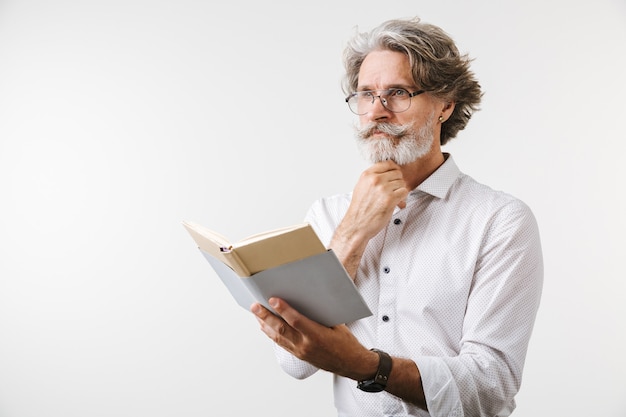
274, 154, 543, 417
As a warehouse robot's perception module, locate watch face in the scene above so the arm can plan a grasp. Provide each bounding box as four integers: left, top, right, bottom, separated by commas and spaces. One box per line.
357, 380, 385, 393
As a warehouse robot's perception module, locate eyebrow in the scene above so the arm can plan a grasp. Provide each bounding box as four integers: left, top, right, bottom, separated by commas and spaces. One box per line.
356, 84, 417, 92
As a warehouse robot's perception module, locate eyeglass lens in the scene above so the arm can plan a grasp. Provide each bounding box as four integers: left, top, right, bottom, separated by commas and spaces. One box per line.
347, 89, 412, 115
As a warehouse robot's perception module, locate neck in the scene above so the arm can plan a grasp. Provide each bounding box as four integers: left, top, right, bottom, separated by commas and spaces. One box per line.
400, 149, 446, 191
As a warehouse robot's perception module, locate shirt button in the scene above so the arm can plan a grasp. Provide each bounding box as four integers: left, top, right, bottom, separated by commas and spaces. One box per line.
383, 267, 390, 273
393, 218, 401, 225
382, 315, 390, 322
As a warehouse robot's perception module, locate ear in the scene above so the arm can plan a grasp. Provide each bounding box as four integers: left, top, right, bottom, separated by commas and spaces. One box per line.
440, 101, 455, 123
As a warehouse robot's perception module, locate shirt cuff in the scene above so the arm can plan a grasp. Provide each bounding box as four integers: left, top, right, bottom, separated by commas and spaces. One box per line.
274, 343, 319, 379
414, 356, 463, 417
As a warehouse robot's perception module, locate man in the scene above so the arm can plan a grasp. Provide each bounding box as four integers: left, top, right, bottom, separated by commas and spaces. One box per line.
252, 17, 543, 417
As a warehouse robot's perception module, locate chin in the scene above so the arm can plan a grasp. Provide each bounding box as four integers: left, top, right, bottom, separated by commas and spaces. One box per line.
367, 143, 431, 166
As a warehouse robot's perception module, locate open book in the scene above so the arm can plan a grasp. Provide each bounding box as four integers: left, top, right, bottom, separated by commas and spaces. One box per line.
182, 221, 326, 277
182, 221, 372, 327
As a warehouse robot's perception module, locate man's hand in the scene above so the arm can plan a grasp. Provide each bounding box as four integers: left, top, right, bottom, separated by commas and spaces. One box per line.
252, 299, 428, 409
251, 298, 378, 381
330, 160, 409, 277
346, 160, 408, 239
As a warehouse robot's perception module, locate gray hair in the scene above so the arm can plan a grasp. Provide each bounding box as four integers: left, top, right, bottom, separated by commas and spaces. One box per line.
342, 17, 483, 145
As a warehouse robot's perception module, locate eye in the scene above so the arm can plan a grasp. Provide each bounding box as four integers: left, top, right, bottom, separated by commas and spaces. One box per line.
356, 91, 375, 102
390, 88, 408, 97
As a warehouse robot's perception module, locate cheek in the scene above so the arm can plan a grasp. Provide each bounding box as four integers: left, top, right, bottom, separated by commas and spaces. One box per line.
396, 113, 417, 127
411, 107, 437, 125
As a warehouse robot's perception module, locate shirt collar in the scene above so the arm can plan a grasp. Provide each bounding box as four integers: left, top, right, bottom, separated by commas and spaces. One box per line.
411, 153, 461, 199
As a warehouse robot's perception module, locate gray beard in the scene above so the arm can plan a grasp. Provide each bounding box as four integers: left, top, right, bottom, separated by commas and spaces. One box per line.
354, 113, 436, 165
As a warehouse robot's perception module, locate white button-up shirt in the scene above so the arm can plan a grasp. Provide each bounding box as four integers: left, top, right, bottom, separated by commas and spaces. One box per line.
274, 154, 543, 417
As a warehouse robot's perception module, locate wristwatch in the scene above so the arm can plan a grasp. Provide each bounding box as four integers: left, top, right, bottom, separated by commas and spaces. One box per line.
357, 348, 392, 392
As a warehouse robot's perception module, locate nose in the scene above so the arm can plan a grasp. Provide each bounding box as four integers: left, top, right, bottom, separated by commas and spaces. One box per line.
366, 95, 392, 121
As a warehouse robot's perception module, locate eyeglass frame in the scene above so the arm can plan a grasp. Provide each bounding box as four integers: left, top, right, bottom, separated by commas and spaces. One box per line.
344, 88, 426, 115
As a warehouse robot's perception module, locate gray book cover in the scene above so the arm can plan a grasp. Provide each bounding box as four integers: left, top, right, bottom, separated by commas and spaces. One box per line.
201, 249, 372, 327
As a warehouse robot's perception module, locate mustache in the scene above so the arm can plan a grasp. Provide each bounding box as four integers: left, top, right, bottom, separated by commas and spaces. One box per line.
355, 122, 413, 140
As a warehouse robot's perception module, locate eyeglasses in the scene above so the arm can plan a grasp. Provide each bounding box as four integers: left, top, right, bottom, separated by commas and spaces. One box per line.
345, 88, 425, 115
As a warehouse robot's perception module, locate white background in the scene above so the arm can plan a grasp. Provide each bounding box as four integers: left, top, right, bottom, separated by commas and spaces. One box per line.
1, 1, 625, 416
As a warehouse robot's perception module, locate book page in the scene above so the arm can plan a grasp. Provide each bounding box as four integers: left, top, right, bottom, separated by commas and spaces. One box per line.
236, 223, 311, 246
182, 221, 231, 249
233, 223, 326, 275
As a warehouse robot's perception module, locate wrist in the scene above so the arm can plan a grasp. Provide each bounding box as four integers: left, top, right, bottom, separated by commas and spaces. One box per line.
331, 222, 368, 249
330, 222, 370, 259
351, 348, 380, 381
357, 349, 393, 393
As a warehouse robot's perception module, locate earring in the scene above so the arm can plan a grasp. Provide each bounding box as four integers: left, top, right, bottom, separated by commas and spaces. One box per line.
438, 115, 444, 122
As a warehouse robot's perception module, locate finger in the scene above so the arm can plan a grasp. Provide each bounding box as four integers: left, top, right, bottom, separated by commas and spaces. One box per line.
368, 160, 402, 176
251, 302, 286, 329
374, 159, 401, 170
251, 302, 273, 320
268, 297, 319, 333
389, 176, 408, 190
251, 302, 294, 343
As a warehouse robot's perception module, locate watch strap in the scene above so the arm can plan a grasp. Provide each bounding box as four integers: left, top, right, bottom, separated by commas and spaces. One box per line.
357, 348, 392, 392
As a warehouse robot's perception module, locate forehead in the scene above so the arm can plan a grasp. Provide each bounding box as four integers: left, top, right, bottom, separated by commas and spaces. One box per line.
357, 50, 413, 89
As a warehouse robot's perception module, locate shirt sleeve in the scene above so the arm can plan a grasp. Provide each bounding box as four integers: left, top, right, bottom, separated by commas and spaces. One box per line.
273, 343, 320, 379
304, 197, 345, 246
415, 199, 544, 417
